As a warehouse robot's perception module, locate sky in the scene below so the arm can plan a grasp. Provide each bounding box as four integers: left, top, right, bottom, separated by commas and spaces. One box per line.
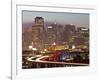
22, 10, 89, 28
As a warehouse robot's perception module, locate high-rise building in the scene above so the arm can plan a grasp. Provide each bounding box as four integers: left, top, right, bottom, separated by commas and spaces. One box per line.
52, 24, 64, 45
32, 17, 45, 50
74, 27, 89, 50
22, 27, 32, 50
46, 25, 56, 45
46, 22, 64, 45
35, 17, 44, 26
62, 24, 76, 46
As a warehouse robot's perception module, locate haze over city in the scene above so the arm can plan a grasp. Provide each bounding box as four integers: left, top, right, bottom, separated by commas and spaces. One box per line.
22, 10, 89, 28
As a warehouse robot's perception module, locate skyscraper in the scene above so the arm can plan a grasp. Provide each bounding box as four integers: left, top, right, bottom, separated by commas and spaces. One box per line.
62, 24, 76, 45
32, 17, 45, 50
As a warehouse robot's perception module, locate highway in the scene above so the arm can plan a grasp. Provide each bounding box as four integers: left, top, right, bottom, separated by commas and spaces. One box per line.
23, 55, 89, 68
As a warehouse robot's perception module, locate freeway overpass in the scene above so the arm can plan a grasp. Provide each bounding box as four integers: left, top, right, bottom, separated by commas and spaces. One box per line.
23, 56, 89, 69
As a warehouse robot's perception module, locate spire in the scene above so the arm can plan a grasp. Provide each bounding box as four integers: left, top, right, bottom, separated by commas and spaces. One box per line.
54, 19, 57, 25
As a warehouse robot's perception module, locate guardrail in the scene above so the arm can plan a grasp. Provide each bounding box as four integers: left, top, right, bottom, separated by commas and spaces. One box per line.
23, 60, 89, 69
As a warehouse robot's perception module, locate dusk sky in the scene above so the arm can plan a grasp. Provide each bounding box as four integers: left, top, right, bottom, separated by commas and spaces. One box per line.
22, 10, 89, 28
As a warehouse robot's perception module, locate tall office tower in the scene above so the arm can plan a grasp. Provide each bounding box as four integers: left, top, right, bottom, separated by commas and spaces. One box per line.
74, 27, 89, 50
22, 27, 32, 50
62, 24, 76, 47
46, 25, 56, 45
54, 24, 64, 45
46, 22, 63, 45
32, 17, 45, 50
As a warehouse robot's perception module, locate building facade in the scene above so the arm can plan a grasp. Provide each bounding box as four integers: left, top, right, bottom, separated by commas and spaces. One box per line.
32, 17, 45, 50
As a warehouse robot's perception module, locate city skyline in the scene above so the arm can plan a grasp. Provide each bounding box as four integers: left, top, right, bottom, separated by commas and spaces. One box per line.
22, 10, 89, 28
22, 13, 89, 69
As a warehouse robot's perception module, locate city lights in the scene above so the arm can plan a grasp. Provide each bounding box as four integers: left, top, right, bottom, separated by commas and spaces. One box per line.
28, 45, 32, 49
81, 28, 89, 31
47, 26, 53, 28
44, 49, 47, 52
72, 45, 76, 49
32, 48, 37, 51
22, 11, 89, 69
52, 42, 56, 46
